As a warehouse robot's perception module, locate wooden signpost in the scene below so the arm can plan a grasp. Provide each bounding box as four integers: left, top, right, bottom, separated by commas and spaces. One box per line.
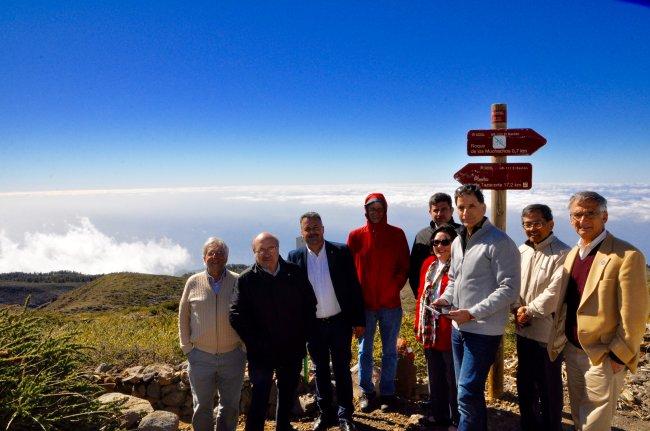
454, 103, 547, 399
454, 163, 532, 190
467, 128, 546, 156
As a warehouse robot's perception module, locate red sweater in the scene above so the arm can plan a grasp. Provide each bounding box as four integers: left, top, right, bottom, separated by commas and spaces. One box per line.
347, 193, 410, 311
414, 255, 452, 352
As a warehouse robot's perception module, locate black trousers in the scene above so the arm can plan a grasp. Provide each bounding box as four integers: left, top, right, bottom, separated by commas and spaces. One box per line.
246, 357, 302, 431
424, 348, 459, 424
307, 313, 354, 419
516, 334, 564, 431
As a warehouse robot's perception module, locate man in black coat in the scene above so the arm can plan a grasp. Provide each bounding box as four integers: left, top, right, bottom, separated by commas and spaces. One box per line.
409, 192, 461, 297
230, 232, 317, 431
287, 212, 365, 431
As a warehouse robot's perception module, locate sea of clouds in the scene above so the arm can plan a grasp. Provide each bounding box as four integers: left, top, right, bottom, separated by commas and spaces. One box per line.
1, 183, 648, 275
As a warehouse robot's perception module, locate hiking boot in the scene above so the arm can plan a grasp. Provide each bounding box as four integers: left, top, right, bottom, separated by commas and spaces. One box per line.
359, 392, 376, 413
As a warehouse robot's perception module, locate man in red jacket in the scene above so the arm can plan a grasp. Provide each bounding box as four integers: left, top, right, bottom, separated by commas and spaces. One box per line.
347, 193, 410, 413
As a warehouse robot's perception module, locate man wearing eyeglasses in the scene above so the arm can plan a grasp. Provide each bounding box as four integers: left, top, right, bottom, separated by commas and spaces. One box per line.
409, 192, 460, 298
230, 232, 317, 431
548, 191, 648, 431
432, 184, 520, 431
179, 237, 246, 431
513, 204, 569, 431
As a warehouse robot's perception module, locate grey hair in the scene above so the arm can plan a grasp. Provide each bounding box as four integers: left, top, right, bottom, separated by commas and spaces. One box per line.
300, 211, 322, 224
202, 237, 229, 258
568, 191, 608, 212
521, 204, 553, 221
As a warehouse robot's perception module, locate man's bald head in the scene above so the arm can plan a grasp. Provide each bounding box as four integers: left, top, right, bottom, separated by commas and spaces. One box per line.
252, 232, 279, 250
252, 232, 280, 273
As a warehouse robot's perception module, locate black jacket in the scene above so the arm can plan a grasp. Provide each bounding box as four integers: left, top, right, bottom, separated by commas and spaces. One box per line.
229, 258, 317, 364
287, 240, 365, 328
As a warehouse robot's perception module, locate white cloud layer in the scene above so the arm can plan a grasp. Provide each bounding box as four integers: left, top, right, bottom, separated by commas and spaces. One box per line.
0, 218, 190, 275
2, 182, 648, 220
1, 183, 648, 273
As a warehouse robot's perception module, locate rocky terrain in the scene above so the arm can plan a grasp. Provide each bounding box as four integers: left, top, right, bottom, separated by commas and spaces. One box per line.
96, 324, 649, 431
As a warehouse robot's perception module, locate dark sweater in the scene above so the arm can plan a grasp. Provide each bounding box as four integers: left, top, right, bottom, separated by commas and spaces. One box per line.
565, 245, 600, 348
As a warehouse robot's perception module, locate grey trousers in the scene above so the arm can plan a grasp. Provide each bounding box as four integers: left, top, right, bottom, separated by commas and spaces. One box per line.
188, 346, 247, 431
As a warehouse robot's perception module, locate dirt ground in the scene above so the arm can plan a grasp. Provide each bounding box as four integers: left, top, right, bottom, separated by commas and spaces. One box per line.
178, 391, 648, 431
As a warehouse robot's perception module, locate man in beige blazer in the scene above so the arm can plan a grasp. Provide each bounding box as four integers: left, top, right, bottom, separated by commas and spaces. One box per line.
547, 191, 648, 430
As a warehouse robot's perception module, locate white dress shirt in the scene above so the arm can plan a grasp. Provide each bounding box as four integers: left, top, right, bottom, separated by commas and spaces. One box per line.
577, 229, 607, 260
306, 245, 342, 318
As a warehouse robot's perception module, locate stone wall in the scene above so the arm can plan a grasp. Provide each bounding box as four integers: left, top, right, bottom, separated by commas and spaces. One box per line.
92, 349, 425, 420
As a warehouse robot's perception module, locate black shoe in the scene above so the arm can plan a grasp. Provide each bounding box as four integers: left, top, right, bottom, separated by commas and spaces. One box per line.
379, 395, 398, 413
313, 413, 337, 431
338, 418, 357, 431
359, 392, 376, 413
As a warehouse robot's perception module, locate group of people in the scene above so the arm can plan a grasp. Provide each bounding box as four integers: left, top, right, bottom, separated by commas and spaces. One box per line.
178, 185, 648, 431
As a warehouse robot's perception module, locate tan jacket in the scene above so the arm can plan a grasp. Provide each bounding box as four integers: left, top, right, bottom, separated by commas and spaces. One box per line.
515, 234, 570, 343
547, 233, 648, 372
178, 270, 242, 355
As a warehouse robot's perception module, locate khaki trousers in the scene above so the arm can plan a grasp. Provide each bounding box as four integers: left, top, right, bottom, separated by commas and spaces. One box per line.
564, 343, 626, 431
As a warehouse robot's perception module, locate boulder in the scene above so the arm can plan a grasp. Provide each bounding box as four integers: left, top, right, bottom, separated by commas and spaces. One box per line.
137, 410, 179, 431
143, 364, 175, 386
122, 365, 145, 384
98, 392, 154, 429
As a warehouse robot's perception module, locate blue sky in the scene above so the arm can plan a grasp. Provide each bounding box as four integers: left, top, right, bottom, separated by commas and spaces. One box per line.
2, 1, 650, 191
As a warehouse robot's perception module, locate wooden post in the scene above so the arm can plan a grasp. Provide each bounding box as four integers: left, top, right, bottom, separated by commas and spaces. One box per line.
487, 103, 507, 400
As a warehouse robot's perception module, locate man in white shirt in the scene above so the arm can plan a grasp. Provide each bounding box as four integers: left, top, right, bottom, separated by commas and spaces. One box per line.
288, 212, 365, 431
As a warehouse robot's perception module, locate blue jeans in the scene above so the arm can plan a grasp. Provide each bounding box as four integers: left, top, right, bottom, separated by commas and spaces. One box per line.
358, 307, 402, 396
451, 328, 502, 431
188, 347, 247, 431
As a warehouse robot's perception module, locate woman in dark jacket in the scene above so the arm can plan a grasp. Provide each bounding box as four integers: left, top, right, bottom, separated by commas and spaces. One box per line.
414, 224, 459, 429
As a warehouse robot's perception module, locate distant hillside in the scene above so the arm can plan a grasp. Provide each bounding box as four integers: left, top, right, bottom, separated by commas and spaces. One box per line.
0, 280, 84, 308
45, 272, 187, 312
0, 271, 99, 283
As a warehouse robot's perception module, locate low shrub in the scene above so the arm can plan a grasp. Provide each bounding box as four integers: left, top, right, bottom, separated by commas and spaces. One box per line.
0, 307, 120, 430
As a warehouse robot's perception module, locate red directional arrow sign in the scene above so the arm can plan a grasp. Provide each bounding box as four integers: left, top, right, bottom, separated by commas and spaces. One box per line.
454, 163, 532, 190
467, 128, 546, 156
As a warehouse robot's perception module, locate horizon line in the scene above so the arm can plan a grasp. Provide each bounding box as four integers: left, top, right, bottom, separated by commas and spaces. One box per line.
1, 181, 646, 198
